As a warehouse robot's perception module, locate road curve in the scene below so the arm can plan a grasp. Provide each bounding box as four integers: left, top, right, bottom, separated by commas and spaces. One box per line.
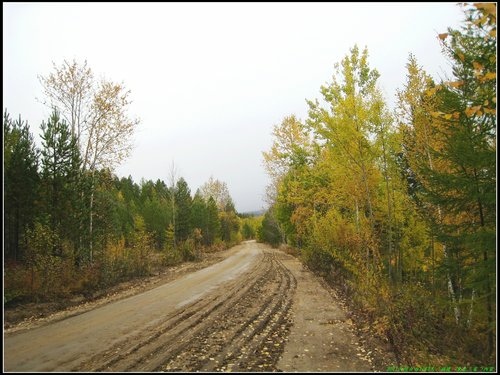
4, 241, 263, 372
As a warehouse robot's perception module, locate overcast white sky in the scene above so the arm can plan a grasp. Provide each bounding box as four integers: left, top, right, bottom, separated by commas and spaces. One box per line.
3, 2, 465, 212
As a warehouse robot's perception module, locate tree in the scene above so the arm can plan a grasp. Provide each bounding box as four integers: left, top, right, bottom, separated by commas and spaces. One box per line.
396, 55, 455, 297
38, 59, 93, 147
241, 221, 254, 240
258, 208, 282, 247
39, 59, 139, 263
191, 190, 208, 241
262, 114, 312, 201
39, 59, 138, 171
261, 114, 313, 247
130, 214, 153, 276
417, 3, 496, 356
39, 109, 82, 257
167, 161, 179, 248
205, 196, 220, 246
141, 195, 170, 250
114, 175, 140, 245
3, 110, 40, 261
306, 44, 386, 268
199, 176, 232, 211
175, 177, 192, 243
219, 198, 240, 244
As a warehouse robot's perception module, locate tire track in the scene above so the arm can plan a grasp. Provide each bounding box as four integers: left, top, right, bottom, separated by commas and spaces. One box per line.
73, 248, 297, 372
221, 253, 297, 372
165, 250, 297, 372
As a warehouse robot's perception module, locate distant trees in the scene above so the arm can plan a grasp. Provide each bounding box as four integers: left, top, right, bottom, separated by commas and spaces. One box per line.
191, 190, 220, 247
199, 176, 233, 211
257, 209, 282, 247
197, 176, 242, 245
241, 215, 261, 240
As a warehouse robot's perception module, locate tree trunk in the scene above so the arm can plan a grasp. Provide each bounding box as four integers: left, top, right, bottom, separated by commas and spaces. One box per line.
380, 133, 394, 282
89, 171, 95, 264
483, 250, 493, 357
474, 171, 493, 357
425, 127, 460, 324
15, 206, 20, 262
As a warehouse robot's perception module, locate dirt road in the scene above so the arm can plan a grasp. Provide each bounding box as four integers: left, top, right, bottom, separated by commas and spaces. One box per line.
4, 241, 383, 372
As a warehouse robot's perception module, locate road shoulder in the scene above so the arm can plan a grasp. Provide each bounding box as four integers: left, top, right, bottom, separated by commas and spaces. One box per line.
277, 251, 375, 372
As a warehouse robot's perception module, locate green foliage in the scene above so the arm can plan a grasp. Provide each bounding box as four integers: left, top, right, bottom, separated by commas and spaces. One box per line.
39, 109, 82, 258
257, 208, 282, 247
241, 222, 253, 239
22, 220, 74, 300
174, 177, 193, 242
3, 110, 40, 261
142, 194, 171, 249
240, 216, 262, 240
205, 196, 221, 246
411, 4, 496, 358
3, 116, 241, 303
128, 214, 154, 276
191, 190, 207, 232
219, 200, 240, 245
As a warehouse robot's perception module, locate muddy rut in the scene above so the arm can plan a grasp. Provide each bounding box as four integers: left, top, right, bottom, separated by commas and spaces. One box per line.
78, 250, 295, 372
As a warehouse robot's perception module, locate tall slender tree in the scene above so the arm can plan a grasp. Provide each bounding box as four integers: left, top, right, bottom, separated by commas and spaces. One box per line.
191, 190, 208, 240
39, 109, 81, 257
174, 177, 192, 243
205, 196, 220, 246
307, 45, 385, 268
421, 3, 496, 355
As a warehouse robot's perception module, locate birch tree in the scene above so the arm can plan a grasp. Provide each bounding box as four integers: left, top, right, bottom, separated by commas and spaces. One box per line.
199, 176, 232, 211
39, 59, 139, 263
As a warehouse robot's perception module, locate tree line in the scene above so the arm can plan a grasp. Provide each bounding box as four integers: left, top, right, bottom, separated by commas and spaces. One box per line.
260, 3, 495, 365
4, 61, 258, 304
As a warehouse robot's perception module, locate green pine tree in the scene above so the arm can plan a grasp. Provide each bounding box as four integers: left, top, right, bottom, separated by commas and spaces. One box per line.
3, 110, 40, 261
39, 109, 81, 257
174, 177, 192, 243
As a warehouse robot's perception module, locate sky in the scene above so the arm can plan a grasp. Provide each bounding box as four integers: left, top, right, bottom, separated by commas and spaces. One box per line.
3, 2, 465, 213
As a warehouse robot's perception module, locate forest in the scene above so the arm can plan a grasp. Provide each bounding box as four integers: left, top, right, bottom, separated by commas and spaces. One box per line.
260, 3, 496, 366
4, 63, 261, 306
3, 2, 496, 368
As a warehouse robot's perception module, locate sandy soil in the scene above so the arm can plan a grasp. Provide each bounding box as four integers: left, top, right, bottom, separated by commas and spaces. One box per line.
4, 241, 393, 372
277, 252, 395, 371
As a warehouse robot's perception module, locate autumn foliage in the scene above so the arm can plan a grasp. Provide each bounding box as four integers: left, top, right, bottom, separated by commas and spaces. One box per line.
261, 3, 496, 366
